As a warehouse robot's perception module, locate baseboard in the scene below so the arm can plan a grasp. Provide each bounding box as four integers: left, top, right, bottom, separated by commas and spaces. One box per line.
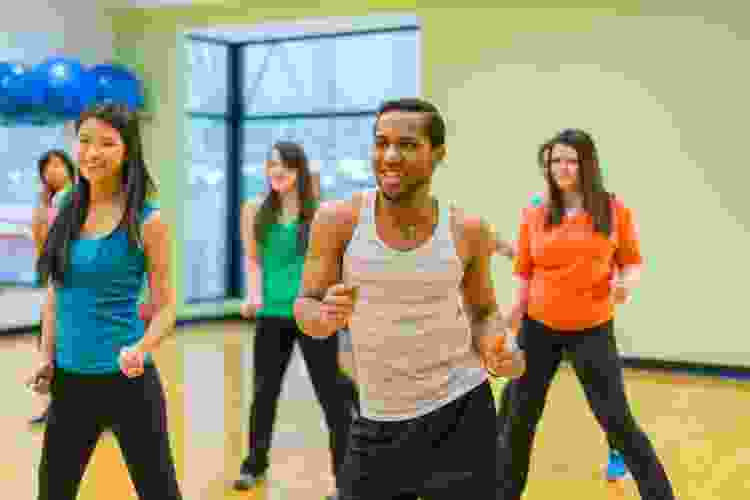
620, 356, 750, 380
0, 314, 248, 338
175, 313, 245, 327
3, 318, 749, 380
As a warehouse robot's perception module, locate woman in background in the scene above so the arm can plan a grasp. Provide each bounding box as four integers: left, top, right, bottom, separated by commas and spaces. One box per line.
497, 128, 673, 499
494, 151, 630, 482
29, 149, 74, 425
235, 141, 353, 500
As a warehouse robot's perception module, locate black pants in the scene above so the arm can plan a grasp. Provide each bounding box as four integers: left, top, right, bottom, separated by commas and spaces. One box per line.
500, 383, 620, 453
498, 317, 674, 499
38, 364, 181, 500
241, 317, 354, 479
34, 320, 52, 419
497, 343, 621, 452
339, 381, 498, 500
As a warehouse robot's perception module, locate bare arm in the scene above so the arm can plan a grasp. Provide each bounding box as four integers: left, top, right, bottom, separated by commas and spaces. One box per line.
460, 215, 524, 378
240, 201, 263, 306
293, 200, 354, 338
31, 190, 52, 256
509, 209, 533, 326
488, 222, 515, 260
40, 284, 56, 363
460, 215, 508, 353
135, 211, 177, 354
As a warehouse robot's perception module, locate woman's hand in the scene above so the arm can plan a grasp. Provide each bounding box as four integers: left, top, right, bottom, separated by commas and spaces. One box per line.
26, 360, 54, 395
119, 345, 145, 378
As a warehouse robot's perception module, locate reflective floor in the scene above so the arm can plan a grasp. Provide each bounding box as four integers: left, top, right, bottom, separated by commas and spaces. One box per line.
3, 320, 748, 499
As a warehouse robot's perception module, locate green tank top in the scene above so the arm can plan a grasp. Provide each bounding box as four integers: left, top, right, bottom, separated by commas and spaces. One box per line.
257, 220, 305, 318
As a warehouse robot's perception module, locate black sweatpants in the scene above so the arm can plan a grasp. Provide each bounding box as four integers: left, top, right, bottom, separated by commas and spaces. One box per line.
497, 317, 674, 499
339, 381, 498, 500
241, 316, 354, 479
38, 364, 182, 499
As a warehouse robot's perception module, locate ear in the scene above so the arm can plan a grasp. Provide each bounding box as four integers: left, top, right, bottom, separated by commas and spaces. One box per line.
432, 145, 446, 167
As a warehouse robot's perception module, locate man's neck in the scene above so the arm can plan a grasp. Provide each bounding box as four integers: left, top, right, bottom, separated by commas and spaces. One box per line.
377, 190, 437, 241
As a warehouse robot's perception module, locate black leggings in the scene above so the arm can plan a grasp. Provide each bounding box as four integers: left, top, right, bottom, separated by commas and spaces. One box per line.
241, 317, 355, 478
498, 362, 620, 451
498, 317, 674, 500
38, 364, 182, 500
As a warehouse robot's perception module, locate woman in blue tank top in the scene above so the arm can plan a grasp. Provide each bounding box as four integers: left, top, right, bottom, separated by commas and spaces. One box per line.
29, 104, 182, 500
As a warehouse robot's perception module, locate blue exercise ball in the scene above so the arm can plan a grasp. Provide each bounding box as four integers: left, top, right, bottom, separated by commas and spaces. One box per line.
35, 57, 95, 119
0, 62, 44, 114
89, 64, 144, 111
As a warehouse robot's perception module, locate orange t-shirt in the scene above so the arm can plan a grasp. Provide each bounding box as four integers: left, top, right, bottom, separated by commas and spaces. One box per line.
513, 198, 642, 332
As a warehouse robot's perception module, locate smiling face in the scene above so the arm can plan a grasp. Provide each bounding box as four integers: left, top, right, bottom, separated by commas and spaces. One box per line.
266, 147, 299, 195
372, 111, 444, 205
75, 118, 126, 186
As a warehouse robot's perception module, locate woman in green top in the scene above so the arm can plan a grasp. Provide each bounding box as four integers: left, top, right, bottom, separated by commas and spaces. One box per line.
235, 141, 354, 499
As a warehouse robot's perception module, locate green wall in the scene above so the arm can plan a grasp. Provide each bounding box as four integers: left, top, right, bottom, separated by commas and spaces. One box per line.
110, 2, 750, 367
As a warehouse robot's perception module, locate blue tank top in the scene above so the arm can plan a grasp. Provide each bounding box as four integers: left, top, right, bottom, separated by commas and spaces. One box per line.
55, 203, 158, 374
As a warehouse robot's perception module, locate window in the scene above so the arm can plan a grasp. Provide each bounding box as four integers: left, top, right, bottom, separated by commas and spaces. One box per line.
185, 19, 420, 302
184, 41, 230, 302
0, 125, 70, 285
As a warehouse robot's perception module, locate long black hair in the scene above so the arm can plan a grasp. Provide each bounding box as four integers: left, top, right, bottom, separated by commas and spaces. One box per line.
538, 128, 613, 236
37, 149, 75, 202
37, 103, 157, 286
253, 141, 316, 255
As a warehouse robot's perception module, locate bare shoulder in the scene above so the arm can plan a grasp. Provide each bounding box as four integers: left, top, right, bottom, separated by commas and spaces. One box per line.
313, 192, 365, 233
241, 197, 262, 217
142, 210, 168, 238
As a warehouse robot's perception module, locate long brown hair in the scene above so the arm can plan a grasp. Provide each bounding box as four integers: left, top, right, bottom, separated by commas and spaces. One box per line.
253, 141, 317, 255
538, 128, 612, 236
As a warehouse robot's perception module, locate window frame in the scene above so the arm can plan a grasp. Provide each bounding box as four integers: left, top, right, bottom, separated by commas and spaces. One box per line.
184, 24, 419, 303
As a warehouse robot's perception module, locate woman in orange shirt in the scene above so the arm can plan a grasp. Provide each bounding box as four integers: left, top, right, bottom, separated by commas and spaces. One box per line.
496, 199, 631, 480
497, 129, 674, 499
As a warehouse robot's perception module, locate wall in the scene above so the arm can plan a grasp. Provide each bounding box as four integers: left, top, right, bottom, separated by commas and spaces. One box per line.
0, 0, 115, 64
0, 0, 116, 330
108, 2, 749, 367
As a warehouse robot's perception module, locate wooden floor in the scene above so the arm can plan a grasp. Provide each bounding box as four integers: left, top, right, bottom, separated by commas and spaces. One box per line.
3, 320, 749, 499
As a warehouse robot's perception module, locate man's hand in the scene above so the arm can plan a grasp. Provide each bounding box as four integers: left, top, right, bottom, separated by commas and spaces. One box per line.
478, 332, 525, 379
320, 284, 358, 332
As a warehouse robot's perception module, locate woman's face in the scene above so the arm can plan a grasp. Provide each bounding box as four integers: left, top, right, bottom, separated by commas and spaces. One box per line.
266, 148, 298, 194
547, 143, 580, 192
43, 155, 70, 192
75, 118, 126, 186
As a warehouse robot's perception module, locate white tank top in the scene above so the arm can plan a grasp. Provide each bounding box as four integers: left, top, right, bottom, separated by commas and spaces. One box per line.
342, 190, 487, 421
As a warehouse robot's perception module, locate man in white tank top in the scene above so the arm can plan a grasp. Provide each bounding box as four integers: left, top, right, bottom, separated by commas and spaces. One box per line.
294, 98, 525, 500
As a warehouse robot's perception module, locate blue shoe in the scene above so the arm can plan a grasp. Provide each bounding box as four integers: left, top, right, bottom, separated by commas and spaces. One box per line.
606, 450, 630, 481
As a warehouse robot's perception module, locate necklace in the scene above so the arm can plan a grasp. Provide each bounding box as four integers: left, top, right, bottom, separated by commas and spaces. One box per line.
376, 192, 438, 241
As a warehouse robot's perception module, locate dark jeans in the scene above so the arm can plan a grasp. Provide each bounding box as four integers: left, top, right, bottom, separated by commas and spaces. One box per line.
38, 364, 182, 500
241, 317, 355, 479
498, 317, 674, 500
